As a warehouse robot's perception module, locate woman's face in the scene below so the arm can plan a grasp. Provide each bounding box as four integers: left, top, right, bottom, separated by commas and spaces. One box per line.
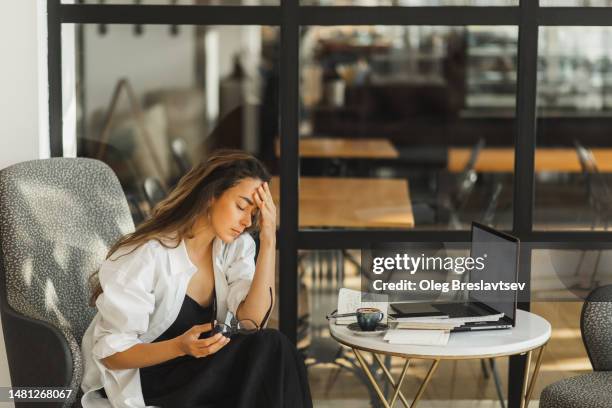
209, 177, 263, 243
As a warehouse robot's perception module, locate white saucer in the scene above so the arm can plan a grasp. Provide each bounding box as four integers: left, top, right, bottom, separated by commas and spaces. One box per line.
347, 322, 388, 336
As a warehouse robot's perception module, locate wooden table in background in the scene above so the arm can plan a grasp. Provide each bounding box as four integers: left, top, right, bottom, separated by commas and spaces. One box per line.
448, 147, 612, 173
270, 176, 414, 228
274, 137, 399, 159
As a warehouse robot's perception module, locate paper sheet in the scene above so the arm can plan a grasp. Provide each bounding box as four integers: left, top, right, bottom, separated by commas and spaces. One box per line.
384, 329, 450, 346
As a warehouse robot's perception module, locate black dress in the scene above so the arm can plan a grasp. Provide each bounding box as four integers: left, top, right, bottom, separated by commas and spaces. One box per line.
102, 294, 312, 408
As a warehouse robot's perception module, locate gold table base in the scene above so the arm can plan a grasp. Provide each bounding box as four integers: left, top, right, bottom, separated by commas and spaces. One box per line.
351, 344, 547, 408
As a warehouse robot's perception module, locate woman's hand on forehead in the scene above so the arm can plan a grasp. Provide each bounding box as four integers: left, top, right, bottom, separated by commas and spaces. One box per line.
253, 181, 276, 242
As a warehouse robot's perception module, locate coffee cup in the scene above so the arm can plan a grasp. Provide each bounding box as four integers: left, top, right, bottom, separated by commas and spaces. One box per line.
356, 307, 384, 331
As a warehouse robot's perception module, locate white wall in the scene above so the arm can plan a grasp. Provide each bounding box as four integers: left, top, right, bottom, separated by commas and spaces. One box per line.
0, 0, 49, 399
0, 0, 49, 170
83, 24, 196, 119
82, 24, 252, 125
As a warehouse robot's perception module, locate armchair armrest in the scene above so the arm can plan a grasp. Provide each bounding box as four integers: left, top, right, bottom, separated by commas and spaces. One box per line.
0, 284, 77, 407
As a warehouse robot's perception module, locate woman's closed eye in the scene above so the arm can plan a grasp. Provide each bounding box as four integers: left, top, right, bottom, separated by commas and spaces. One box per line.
237, 204, 257, 218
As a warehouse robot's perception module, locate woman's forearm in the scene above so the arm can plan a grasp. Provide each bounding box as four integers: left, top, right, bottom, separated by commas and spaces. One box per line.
101, 338, 184, 370
237, 237, 276, 325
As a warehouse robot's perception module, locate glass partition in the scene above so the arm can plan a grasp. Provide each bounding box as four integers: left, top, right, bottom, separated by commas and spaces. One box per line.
299, 25, 517, 230
535, 27, 612, 231
64, 23, 279, 224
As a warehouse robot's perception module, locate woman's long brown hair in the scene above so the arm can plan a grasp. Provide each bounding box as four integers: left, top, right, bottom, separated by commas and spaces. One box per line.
88, 149, 271, 307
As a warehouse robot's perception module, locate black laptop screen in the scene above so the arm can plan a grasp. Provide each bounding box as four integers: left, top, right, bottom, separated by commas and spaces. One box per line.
469, 224, 519, 323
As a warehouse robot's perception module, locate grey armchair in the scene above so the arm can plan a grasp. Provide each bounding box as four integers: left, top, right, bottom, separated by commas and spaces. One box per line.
0, 158, 134, 407
540, 284, 612, 408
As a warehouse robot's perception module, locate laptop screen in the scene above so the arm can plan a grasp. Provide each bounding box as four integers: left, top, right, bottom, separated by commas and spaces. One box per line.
468, 223, 519, 323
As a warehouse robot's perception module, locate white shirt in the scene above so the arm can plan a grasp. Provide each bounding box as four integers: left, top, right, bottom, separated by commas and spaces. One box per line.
80, 233, 256, 408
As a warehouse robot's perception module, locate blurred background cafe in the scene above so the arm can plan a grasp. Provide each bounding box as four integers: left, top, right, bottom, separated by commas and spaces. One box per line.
70, 9, 612, 232
35, 0, 612, 406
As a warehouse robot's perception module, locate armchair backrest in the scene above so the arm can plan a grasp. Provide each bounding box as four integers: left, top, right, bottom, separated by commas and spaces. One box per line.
581, 284, 612, 371
0, 158, 134, 397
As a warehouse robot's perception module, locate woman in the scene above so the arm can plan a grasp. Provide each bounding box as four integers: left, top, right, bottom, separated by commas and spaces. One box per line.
80, 150, 312, 408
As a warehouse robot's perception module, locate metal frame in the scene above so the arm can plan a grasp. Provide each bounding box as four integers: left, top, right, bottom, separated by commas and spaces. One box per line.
48, 0, 63, 158
351, 344, 546, 408
46, 1, 612, 407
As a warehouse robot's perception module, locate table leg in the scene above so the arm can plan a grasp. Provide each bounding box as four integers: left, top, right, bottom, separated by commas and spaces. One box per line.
412, 359, 440, 408
524, 345, 546, 407
389, 358, 410, 407
372, 354, 411, 408
383, 354, 391, 401
519, 350, 532, 408
350, 346, 545, 408
488, 359, 506, 408
353, 349, 391, 408
354, 348, 440, 408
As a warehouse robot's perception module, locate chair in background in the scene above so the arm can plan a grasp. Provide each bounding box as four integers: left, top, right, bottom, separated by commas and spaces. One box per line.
412, 138, 486, 228
573, 140, 612, 289
575, 140, 612, 230
0, 158, 134, 408
206, 105, 244, 153
171, 137, 193, 176
540, 284, 612, 408
143, 176, 167, 210
481, 180, 504, 228
93, 78, 173, 190
79, 137, 148, 224
445, 137, 486, 229
125, 192, 147, 225
143, 87, 208, 170
84, 79, 181, 224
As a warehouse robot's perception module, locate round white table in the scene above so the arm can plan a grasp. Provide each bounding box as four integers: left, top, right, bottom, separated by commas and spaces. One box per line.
329, 309, 551, 408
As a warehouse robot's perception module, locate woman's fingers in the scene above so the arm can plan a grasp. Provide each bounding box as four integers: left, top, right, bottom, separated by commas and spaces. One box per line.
263, 181, 272, 198
195, 335, 229, 358
254, 187, 269, 212
257, 185, 266, 203
205, 336, 230, 355
255, 183, 274, 209
253, 190, 264, 210
192, 323, 212, 333
253, 183, 277, 232
261, 182, 272, 202
253, 191, 263, 207
263, 183, 276, 209
195, 332, 223, 347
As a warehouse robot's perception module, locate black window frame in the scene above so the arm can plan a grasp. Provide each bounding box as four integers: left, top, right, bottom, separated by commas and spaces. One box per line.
47, 2, 612, 407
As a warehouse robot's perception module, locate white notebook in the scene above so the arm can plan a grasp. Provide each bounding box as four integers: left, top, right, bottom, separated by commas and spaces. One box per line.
384, 329, 450, 346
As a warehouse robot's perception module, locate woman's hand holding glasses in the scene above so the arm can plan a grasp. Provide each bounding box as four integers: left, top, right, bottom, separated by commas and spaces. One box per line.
174, 323, 230, 358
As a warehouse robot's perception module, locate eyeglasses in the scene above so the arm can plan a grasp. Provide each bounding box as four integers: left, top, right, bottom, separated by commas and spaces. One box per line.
212, 318, 261, 338
203, 287, 274, 339
325, 310, 357, 321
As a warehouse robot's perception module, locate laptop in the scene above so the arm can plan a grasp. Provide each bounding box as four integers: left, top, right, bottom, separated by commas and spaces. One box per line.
392, 222, 520, 332
438, 222, 519, 331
